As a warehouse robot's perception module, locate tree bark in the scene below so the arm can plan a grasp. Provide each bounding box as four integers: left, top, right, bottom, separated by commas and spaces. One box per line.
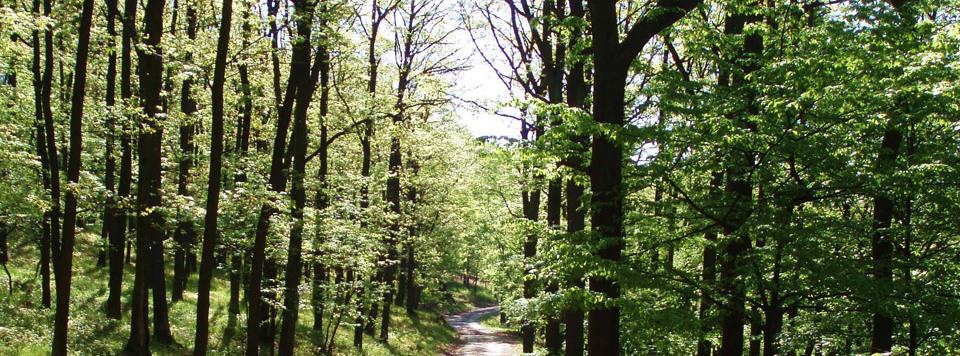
278, 0, 316, 351
246, 5, 303, 353
40, 0, 60, 270
51, 0, 95, 351
30, 0, 52, 310
355, 0, 388, 346
311, 26, 331, 332
112, 0, 137, 317
717, 9, 762, 355
870, 127, 901, 353
173, 3, 199, 302
193, 0, 233, 353
585, 1, 699, 354
127, 0, 167, 350
563, 1, 587, 354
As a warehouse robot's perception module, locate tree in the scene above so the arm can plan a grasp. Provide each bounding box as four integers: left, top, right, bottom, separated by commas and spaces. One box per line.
51, 0, 95, 351
277, 0, 318, 352
127, 0, 167, 350
173, 0, 200, 302
193, 0, 233, 352
584, 0, 699, 353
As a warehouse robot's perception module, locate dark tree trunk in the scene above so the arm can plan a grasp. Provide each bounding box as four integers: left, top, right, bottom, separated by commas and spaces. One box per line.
278, 1, 316, 351
396, 246, 407, 307
749, 307, 762, 356
311, 30, 331, 332
192, 0, 232, 353
127, 0, 166, 351
100, 0, 122, 319
585, 2, 626, 353
870, 127, 901, 353
50, 0, 95, 351
173, 4, 199, 303
563, 1, 587, 354
113, 0, 137, 329
228, 7, 255, 319
150, 239, 173, 343
520, 122, 540, 353
585, 1, 699, 354
543, 0, 564, 351
246, 6, 303, 353
355, 0, 387, 346
717, 10, 762, 355
30, 0, 52, 309
40, 0, 60, 271
381, 14, 417, 337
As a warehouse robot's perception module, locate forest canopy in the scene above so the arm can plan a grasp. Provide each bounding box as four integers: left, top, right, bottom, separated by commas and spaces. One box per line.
0, 0, 959, 355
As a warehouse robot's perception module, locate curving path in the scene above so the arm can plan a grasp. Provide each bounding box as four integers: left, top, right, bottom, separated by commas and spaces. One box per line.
445, 306, 519, 355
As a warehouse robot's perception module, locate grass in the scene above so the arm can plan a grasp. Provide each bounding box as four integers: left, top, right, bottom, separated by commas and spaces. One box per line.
427, 281, 497, 315
0, 228, 467, 355
476, 309, 513, 333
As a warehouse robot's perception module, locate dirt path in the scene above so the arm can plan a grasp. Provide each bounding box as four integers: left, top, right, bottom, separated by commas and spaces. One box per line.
445, 306, 519, 355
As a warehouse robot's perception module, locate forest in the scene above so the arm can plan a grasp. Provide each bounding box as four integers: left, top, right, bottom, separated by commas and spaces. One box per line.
1, 0, 960, 354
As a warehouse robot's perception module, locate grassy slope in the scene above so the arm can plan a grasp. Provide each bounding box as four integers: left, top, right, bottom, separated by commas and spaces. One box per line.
0, 230, 467, 355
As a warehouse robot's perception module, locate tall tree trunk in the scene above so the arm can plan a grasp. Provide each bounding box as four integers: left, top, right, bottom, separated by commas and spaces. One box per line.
278, 1, 316, 351
563, 1, 587, 354
717, 10, 761, 355
128, 0, 167, 350
870, 126, 901, 353
40, 0, 60, 270
585, 1, 699, 354
311, 30, 331, 333
403, 177, 417, 314
113, 0, 137, 313
870, 2, 914, 351
585, 2, 626, 353
193, 0, 233, 352
520, 123, 540, 353
101, 0, 123, 319
30, 0, 52, 309
173, 3, 199, 302
51, 0, 95, 350
381, 9, 418, 337
246, 7, 303, 353
543, 0, 564, 351
355, 0, 387, 346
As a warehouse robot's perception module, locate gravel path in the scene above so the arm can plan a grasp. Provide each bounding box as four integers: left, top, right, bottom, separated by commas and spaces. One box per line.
445, 306, 519, 355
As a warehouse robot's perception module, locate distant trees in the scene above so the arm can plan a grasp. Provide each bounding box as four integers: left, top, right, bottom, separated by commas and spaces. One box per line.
1, 0, 960, 355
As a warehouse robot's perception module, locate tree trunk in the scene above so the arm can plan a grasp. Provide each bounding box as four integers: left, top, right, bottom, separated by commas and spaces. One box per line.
870, 127, 901, 353
173, 3, 199, 302
246, 6, 303, 353
585, 1, 699, 354
521, 123, 540, 353
543, 0, 564, 350
585, 2, 626, 352
278, 1, 316, 351
127, 0, 166, 351
40, 0, 60, 271
50, 0, 95, 351
30, 0, 52, 309
192, 0, 232, 353
112, 0, 137, 320
355, 0, 386, 346
311, 31, 331, 332
715, 9, 762, 355
563, 1, 587, 354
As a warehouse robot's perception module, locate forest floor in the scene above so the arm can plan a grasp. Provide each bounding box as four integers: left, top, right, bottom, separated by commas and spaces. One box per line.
0, 229, 493, 355
444, 306, 519, 356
